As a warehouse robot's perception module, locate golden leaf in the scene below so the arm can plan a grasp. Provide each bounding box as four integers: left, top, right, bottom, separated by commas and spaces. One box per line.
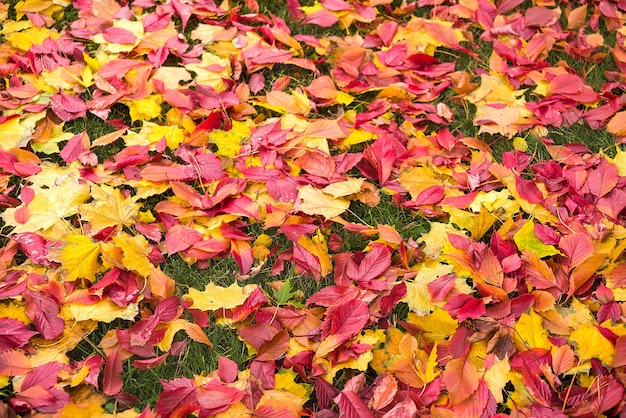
59, 235, 101, 282
569, 323, 614, 365
186, 282, 252, 311
112, 233, 152, 277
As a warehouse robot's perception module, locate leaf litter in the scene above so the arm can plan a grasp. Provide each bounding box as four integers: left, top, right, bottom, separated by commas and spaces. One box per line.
2, 0, 626, 416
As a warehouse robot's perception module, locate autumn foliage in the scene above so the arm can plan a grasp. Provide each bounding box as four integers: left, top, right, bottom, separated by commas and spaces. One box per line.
3, 0, 626, 416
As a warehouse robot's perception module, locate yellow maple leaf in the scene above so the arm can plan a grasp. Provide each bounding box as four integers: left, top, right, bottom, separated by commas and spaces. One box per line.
569, 323, 614, 365
59, 235, 101, 282
127, 96, 162, 122
297, 185, 350, 219
63, 301, 139, 323
296, 230, 332, 277
186, 282, 252, 311
209, 120, 251, 158
2, 176, 90, 235
79, 184, 141, 232
112, 233, 152, 277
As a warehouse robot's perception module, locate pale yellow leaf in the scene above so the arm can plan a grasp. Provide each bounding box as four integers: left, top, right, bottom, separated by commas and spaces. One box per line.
79, 184, 141, 231
297, 185, 349, 219
484, 356, 511, 403
401, 262, 454, 315
322, 178, 365, 198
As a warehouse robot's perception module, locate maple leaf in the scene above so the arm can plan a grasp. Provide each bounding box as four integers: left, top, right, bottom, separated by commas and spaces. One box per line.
112, 233, 153, 277
79, 184, 141, 232
186, 282, 253, 311
297, 184, 350, 219
2, 176, 90, 235
59, 234, 101, 282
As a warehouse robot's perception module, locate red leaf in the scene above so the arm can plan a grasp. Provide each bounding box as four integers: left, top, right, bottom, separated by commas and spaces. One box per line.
444, 294, 486, 322
133, 353, 169, 370
335, 391, 376, 418
515, 176, 543, 203
256, 329, 290, 362
157, 378, 199, 418
321, 299, 369, 339
230, 239, 253, 274
165, 224, 202, 255
217, 356, 238, 383
22, 362, 64, 390
585, 160, 618, 198
0, 317, 37, 351
316, 377, 340, 410
613, 336, 626, 367
559, 232, 593, 269
347, 245, 391, 283
196, 382, 244, 413
103, 347, 124, 395
534, 223, 559, 245
597, 188, 626, 219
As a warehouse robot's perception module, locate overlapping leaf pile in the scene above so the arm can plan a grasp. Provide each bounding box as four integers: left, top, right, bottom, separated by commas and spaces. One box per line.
3, 0, 626, 416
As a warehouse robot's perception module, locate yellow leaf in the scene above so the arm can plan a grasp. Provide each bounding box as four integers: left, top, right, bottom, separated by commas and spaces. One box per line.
514, 309, 552, 351
2, 176, 90, 235
212, 403, 252, 418
569, 323, 614, 365
186, 281, 251, 311
128, 96, 162, 122
5, 25, 60, 51
59, 235, 101, 281
513, 220, 562, 258
484, 356, 511, 403
405, 308, 458, 341
296, 230, 332, 277
64, 301, 139, 322
417, 222, 460, 258
297, 185, 350, 219
79, 184, 141, 231
416, 342, 440, 384
322, 178, 365, 198
275, 369, 312, 401
401, 262, 454, 315
112, 233, 152, 277
157, 319, 211, 351
209, 120, 251, 158
612, 148, 626, 177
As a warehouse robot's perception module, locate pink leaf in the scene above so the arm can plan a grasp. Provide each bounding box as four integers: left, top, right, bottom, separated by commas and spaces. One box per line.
515, 176, 543, 203
304, 9, 339, 27
0, 350, 31, 375
60, 131, 90, 163
23, 290, 64, 340
0, 318, 37, 351
50, 93, 87, 121
165, 224, 203, 255
102, 27, 137, 44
